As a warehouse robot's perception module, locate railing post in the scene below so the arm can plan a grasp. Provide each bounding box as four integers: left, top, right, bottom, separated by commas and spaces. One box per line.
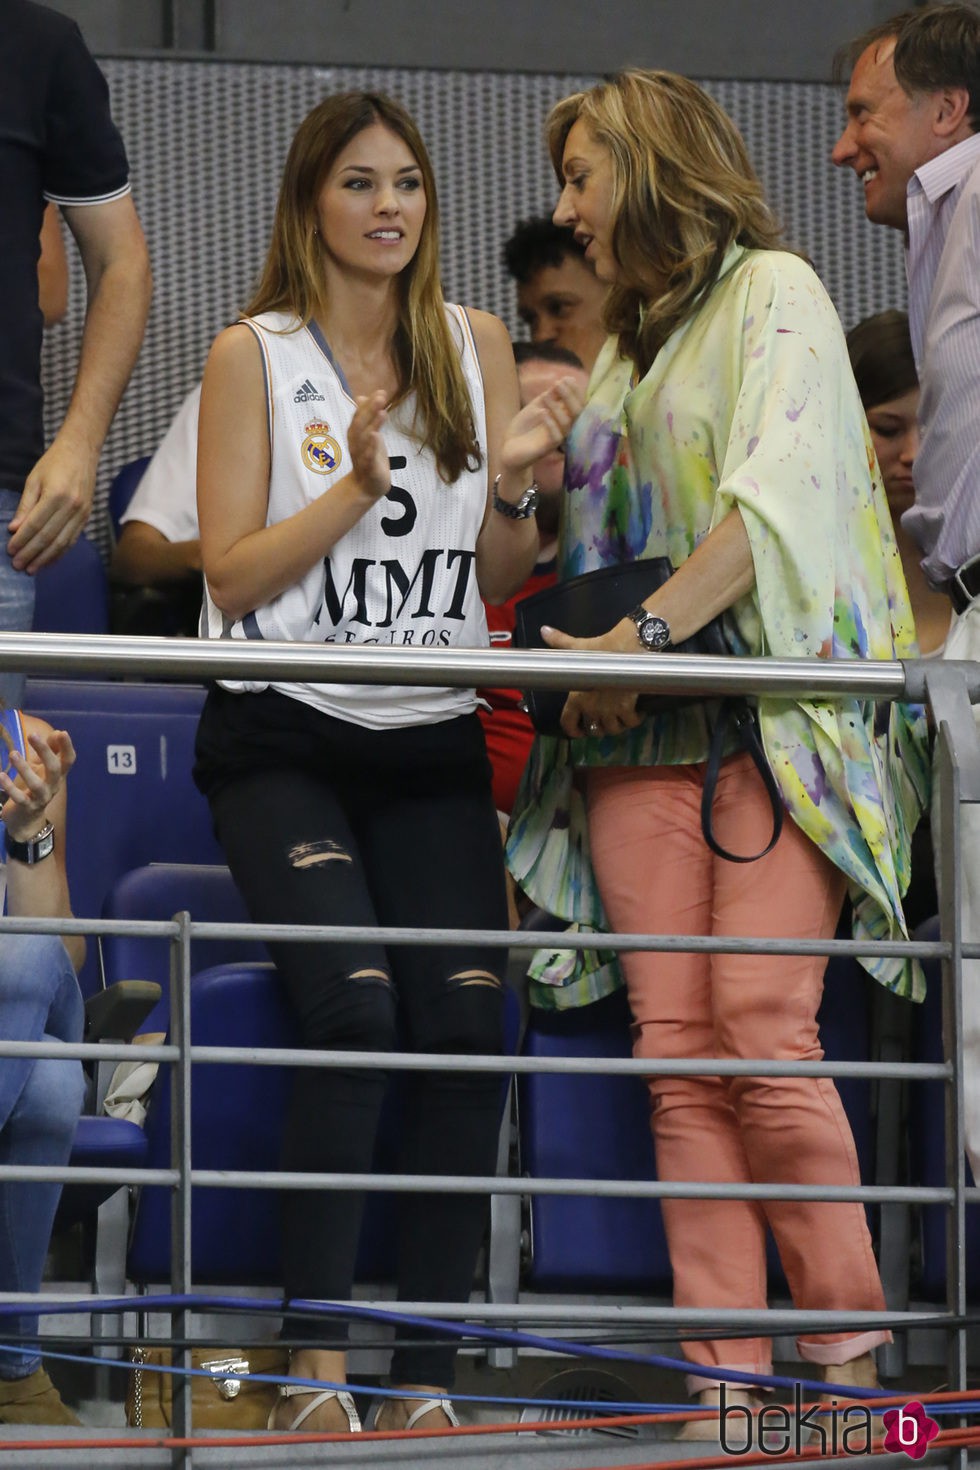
169, 910, 194, 1464
924, 661, 980, 1445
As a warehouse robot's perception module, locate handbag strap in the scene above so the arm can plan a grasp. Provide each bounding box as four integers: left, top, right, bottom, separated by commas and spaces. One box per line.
700, 698, 783, 863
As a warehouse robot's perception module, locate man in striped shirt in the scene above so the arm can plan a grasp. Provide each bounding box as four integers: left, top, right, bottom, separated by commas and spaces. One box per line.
833, 3, 980, 1181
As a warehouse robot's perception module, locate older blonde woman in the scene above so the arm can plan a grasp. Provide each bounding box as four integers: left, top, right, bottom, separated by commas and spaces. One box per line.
507, 70, 928, 1436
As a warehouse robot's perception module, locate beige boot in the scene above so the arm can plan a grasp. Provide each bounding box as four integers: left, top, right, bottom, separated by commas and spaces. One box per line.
0, 1367, 82, 1426
675, 1385, 763, 1442
810, 1353, 883, 1449
820, 1352, 880, 1393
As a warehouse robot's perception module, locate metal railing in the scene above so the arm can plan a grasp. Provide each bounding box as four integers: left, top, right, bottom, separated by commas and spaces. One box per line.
0, 631, 977, 1467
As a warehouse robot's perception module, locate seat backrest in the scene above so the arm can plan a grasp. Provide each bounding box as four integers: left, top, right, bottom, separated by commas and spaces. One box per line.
22, 681, 221, 997
127, 962, 295, 1284
520, 988, 672, 1293
101, 863, 265, 1035
128, 964, 521, 1290
26, 678, 207, 718
33, 535, 109, 635
108, 455, 152, 539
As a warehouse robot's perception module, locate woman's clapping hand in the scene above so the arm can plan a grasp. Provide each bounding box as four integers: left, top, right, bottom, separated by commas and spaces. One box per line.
500, 373, 585, 473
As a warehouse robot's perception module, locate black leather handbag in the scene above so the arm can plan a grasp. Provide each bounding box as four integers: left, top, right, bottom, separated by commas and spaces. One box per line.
511, 556, 783, 863
512, 557, 727, 737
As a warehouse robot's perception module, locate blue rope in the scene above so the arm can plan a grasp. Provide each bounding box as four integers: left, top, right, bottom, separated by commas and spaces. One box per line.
1, 1342, 978, 1422
0, 1290, 947, 1402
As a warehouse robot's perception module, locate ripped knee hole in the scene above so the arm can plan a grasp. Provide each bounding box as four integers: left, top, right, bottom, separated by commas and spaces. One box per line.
447, 969, 502, 990
287, 838, 352, 868
349, 968, 391, 985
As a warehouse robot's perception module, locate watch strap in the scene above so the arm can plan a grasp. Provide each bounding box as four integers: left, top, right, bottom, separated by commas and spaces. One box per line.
492, 475, 539, 520
4, 820, 56, 865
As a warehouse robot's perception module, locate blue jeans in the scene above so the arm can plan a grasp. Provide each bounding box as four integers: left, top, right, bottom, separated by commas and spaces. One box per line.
0, 935, 84, 1379
0, 489, 36, 710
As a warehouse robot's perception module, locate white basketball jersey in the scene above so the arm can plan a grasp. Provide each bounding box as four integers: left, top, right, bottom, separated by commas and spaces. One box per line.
202, 305, 490, 728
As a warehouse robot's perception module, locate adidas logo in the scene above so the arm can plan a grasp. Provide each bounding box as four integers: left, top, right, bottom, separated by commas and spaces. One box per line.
293, 378, 325, 402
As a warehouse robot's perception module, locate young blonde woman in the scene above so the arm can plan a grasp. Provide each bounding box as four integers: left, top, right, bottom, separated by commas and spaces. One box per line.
506, 71, 929, 1438
193, 91, 582, 1435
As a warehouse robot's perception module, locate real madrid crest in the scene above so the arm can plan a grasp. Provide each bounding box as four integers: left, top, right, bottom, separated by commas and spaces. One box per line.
301, 420, 343, 475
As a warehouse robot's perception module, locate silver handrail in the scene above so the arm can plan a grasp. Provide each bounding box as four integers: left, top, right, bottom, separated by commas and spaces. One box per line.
1, 632, 976, 1463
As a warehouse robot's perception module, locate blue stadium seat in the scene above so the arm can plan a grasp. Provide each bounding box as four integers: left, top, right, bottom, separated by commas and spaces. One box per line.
58, 1113, 150, 1230
520, 988, 671, 1292
20, 681, 220, 996
100, 862, 265, 1036
107, 455, 151, 540
33, 534, 109, 635
127, 961, 293, 1284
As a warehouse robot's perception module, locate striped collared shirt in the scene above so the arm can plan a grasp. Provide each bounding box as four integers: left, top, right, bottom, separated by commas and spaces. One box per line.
902, 131, 980, 587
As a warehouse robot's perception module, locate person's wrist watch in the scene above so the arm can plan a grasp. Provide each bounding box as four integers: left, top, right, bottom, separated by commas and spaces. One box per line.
492, 474, 539, 520
5, 820, 56, 865
627, 605, 673, 651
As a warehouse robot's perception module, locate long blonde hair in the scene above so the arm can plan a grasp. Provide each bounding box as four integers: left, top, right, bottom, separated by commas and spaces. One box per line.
246, 91, 481, 483
547, 71, 787, 374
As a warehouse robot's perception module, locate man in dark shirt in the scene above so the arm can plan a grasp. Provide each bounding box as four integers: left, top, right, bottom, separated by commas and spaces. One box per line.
1, 0, 152, 700
503, 217, 607, 373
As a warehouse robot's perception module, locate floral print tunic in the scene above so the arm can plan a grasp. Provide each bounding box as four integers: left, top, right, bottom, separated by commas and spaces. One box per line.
506, 245, 930, 1007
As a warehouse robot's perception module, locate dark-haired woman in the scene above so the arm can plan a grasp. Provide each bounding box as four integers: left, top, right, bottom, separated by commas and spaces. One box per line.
847, 309, 950, 657
848, 309, 949, 933
193, 91, 582, 1434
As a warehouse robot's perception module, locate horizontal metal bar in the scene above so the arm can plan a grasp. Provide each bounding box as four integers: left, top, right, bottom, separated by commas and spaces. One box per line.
178, 1171, 978, 1204
0, 630, 947, 698
2, 1160, 972, 1205
0, 911, 964, 960
0, 1037, 951, 1081
0, 1166, 177, 1186
184, 925, 956, 958
0, 1292, 957, 1332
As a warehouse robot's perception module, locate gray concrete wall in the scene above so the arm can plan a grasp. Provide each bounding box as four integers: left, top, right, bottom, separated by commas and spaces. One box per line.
43, 0, 894, 80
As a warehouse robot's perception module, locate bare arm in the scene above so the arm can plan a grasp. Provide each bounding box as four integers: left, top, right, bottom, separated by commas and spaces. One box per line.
2, 718, 84, 971
38, 204, 69, 328
9, 193, 152, 573
471, 309, 584, 604
111, 521, 202, 585
198, 326, 394, 623
544, 508, 755, 738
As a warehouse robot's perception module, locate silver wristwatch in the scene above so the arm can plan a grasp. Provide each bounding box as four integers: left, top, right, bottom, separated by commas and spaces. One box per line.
627, 605, 672, 651
492, 475, 539, 520
5, 819, 56, 864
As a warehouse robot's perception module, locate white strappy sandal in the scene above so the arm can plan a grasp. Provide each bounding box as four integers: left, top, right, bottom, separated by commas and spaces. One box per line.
268, 1382, 362, 1433
366, 1394, 459, 1431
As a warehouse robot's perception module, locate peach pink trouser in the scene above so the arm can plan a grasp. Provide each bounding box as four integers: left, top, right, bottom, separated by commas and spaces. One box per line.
586, 753, 890, 1391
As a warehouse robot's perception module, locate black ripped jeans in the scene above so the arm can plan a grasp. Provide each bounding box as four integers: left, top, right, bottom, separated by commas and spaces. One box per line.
195, 686, 509, 1387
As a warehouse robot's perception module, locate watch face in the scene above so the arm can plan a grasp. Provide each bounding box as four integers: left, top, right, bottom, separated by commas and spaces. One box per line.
639, 615, 671, 650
